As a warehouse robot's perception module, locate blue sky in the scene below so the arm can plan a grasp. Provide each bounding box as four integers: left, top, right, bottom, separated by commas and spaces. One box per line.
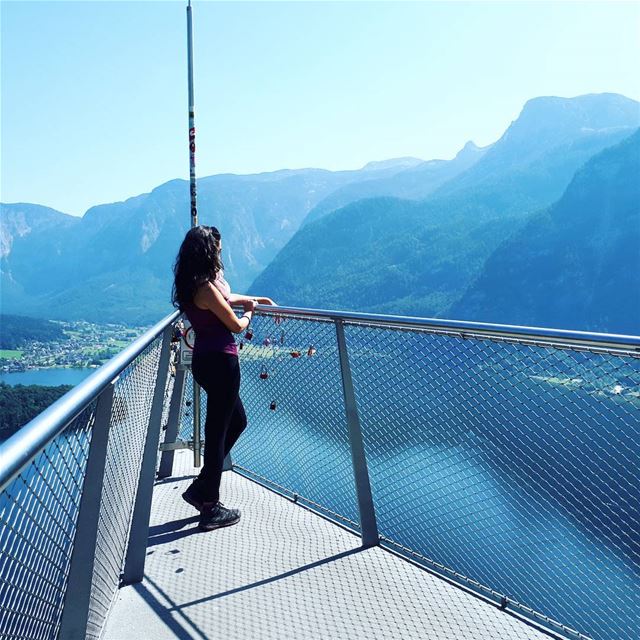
2, 0, 639, 216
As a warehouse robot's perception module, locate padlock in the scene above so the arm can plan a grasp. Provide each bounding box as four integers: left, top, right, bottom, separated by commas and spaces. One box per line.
260, 366, 269, 380
270, 400, 277, 411
307, 345, 316, 356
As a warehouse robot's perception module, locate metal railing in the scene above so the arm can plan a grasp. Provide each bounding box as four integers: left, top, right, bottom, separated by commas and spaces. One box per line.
1, 304, 638, 640
0, 310, 179, 640
226, 305, 639, 640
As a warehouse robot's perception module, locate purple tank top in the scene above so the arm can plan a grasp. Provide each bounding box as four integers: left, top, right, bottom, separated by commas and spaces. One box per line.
183, 274, 238, 356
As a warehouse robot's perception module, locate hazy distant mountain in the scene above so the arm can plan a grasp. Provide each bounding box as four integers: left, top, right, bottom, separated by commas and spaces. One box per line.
3, 93, 638, 330
0, 162, 422, 323
436, 93, 640, 209
303, 141, 488, 226
0, 203, 78, 259
249, 94, 640, 330
1, 204, 80, 308
362, 157, 424, 172
450, 129, 640, 333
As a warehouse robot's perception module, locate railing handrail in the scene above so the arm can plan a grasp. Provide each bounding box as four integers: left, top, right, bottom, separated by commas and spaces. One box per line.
0, 310, 180, 493
253, 304, 640, 353
1, 302, 636, 493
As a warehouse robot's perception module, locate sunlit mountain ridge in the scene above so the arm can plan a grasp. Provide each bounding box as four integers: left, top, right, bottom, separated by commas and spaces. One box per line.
1, 93, 638, 331
248, 93, 639, 333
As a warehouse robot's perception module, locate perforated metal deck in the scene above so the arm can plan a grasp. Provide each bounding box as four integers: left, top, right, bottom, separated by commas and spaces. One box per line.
103, 451, 562, 640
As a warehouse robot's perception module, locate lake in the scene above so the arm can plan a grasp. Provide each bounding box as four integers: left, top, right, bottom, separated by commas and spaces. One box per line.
228, 319, 640, 640
3, 318, 638, 640
0, 367, 95, 387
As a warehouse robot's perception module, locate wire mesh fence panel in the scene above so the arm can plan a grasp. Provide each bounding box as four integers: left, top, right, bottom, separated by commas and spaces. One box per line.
227, 313, 360, 529
345, 323, 640, 640
178, 369, 198, 443
160, 352, 176, 433
156, 346, 178, 474
0, 404, 95, 640
86, 338, 163, 639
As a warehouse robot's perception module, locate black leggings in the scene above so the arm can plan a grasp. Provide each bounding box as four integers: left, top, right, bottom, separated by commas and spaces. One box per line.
191, 350, 247, 503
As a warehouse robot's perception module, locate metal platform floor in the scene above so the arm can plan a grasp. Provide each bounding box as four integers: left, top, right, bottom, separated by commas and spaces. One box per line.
103, 451, 559, 640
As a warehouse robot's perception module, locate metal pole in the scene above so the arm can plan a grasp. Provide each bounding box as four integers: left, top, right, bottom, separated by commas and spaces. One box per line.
157, 367, 187, 479
122, 325, 174, 584
58, 381, 116, 640
187, 0, 197, 228
334, 319, 379, 548
187, 0, 203, 468
193, 381, 202, 467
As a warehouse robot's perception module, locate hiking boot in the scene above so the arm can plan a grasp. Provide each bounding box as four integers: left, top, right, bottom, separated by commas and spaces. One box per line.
199, 502, 241, 531
182, 482, 205, 512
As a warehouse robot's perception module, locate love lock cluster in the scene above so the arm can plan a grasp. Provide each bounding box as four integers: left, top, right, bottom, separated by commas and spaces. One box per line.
239, 325, 317, 412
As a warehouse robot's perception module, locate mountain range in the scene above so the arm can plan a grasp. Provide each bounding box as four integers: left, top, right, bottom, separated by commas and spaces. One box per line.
2, 161, 427, 322
450, 129, 640, 334
249, 93, 639, 332
1, 92, 639, 333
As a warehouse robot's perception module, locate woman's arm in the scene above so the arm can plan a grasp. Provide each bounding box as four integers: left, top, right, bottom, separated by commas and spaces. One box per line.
194, 283, 255, 333
227, 293, 277, 306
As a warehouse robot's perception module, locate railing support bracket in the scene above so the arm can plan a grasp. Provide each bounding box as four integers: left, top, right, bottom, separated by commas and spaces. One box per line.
58, 381, 116, 640
122, 324, 174, 584
335, 319, 379, 548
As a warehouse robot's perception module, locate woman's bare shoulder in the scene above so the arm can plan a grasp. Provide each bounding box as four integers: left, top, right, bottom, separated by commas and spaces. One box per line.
194, 281, 221, 309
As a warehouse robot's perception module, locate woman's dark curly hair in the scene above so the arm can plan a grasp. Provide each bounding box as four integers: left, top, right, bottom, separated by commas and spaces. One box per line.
172, 225, 224, 310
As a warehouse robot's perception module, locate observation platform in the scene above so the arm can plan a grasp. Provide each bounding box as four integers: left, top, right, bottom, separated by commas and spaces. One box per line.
104, 451, 557, 640
4, 307, 634, 640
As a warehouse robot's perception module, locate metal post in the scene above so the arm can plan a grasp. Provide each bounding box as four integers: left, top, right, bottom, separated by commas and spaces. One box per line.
187, 0, 204, 468
122, 325, 173, 584
186, 0, 204, 471
193, 379, 202, 467
58, 381, 116, 640
334, 319, 379, 548
187, 0, 197, 227
157, 367, 187, 479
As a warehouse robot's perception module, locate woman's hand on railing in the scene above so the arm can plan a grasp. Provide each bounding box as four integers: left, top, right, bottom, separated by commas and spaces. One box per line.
242, 299, 257, 313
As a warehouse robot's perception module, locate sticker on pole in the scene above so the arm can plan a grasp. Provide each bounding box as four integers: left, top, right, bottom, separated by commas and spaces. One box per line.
179, 324, 195, 368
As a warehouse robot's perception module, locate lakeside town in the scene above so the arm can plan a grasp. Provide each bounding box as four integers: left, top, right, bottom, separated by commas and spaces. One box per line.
0, 320, 148, 373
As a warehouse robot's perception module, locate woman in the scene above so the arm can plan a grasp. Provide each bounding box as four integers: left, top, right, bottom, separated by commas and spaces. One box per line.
172, 225, 276, 531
